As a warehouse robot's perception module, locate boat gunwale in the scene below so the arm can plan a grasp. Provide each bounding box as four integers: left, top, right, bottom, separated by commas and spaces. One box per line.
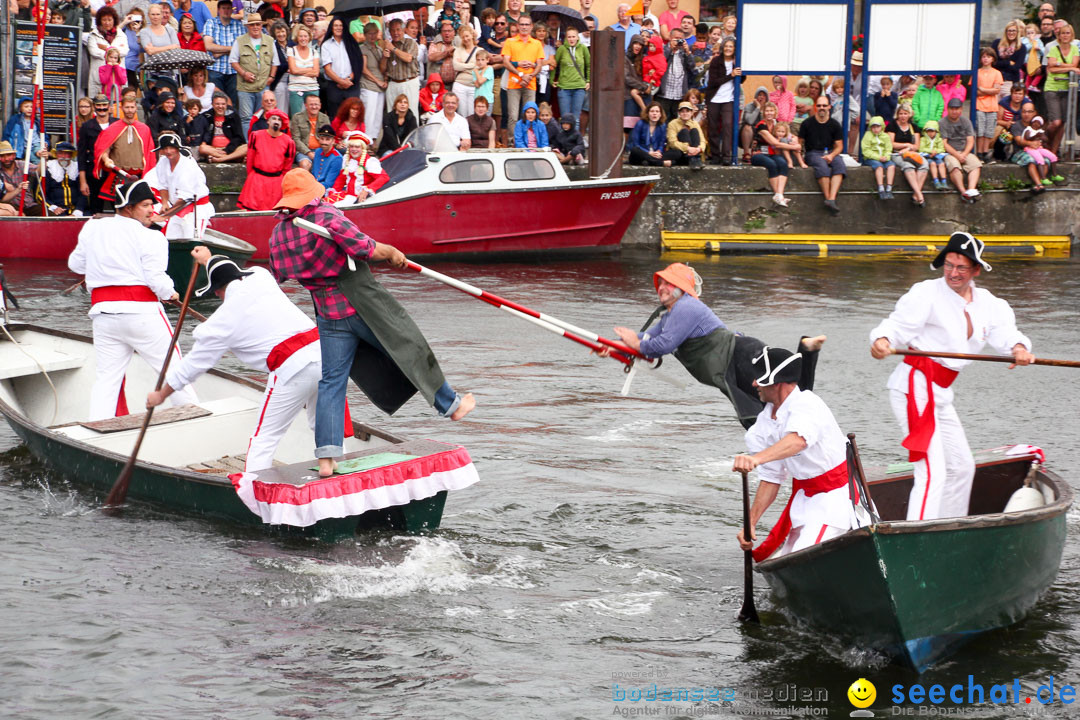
169, 228, 257, 254
0, 323, 404, 492
757, 459, 1072, 573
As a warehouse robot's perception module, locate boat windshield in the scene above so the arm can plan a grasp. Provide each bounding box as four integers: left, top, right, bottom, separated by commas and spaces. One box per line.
404, 123, 460, 153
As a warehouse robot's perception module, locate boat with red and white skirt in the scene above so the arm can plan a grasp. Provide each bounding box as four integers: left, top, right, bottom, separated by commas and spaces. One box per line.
0, 127, 657, 261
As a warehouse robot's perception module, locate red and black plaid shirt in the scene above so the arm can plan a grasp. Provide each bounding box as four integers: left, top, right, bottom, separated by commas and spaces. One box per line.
269, 200, 376, 319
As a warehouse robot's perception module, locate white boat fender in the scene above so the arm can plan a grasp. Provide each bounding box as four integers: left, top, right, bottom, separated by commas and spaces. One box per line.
1004, 487, 1045, 513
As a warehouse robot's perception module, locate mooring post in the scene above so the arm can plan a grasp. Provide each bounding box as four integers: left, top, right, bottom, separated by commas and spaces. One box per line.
587, 29, 624, 179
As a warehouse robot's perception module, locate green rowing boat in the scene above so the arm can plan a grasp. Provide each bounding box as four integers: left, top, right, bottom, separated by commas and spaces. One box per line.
757, 448, 1071, 672
167, 229, 256, 296
0, 324, 480, 541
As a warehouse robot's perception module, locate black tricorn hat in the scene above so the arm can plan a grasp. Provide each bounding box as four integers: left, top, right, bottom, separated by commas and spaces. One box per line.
115, 179, 156, 209
751, 346, 802, 387
931, 231, 992, 272
195, 255, 254, 298
153, 131, 184, 152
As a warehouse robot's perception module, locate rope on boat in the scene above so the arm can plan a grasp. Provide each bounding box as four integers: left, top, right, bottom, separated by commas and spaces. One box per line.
0, 324, 59, 426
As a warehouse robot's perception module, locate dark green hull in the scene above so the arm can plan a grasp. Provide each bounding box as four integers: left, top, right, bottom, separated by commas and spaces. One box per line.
167, 230, 256, 295
758, 455, 1071, 672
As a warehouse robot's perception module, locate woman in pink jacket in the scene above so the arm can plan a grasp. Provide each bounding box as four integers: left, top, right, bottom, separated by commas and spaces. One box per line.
768, 75, 796, 122
936, 75, 967, 116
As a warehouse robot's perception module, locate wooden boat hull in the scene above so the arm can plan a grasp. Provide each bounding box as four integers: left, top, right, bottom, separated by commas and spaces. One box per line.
0, 324, 468, 541
757, 451, 1071, 672
0, 178, 654, 261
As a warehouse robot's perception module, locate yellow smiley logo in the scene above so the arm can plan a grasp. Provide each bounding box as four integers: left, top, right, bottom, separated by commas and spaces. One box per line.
848, 678, 876, 709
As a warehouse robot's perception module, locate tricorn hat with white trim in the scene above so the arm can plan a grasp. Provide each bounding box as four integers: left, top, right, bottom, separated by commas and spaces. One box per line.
115, 179, 156, 209
195, 255, 254, 298
751, 346, 802, 387
931, 232, 992, 272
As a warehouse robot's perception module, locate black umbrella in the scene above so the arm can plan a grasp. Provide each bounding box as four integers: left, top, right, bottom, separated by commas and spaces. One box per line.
141, 48, 215, 73
529, 5, 587, 33
331, 0, 433, 19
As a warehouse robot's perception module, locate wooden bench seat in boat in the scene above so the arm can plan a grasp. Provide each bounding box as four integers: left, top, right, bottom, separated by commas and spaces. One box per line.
52, 396, 262, 466
0, 343, 86, 379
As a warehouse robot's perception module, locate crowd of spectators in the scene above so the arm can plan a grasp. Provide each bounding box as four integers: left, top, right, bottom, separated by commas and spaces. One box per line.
2, 0, 1077, 217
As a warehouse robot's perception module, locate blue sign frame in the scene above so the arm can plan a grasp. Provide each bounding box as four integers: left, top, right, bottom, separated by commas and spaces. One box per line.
734, 0, 857, 165
857, 0, 983, 158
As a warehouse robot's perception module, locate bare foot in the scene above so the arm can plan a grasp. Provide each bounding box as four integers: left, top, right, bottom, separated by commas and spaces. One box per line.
450, 392, 476, 421
800, 335, 827, 353
318, 458, 338, 478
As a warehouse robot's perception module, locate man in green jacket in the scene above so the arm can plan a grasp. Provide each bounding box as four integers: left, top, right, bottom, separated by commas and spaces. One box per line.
291, 95, 331, 171
911, 74, 944, 129
231, 14, 275, 133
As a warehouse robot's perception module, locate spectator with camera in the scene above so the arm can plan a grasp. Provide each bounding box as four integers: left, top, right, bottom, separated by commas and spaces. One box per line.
654, 28, 694, 122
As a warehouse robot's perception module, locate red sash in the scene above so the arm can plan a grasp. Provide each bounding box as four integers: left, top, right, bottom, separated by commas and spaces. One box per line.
173, 195, 211, 219
90, 285, 158, 305
266, 327, 319, 371
752, 461, 850, 563
901, 355, 959, 463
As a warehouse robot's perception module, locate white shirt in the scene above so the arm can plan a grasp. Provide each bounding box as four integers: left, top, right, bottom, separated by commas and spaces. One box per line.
68, 215, 174, 315
151, 153, 212, 211
183, 83, 217, 112
320, 36, 353, 79
711, 60, 734, 103
870, 277, 1031, 393
427, 110, 470, 148
746, 387, 853, 532
167, 267, 320, 390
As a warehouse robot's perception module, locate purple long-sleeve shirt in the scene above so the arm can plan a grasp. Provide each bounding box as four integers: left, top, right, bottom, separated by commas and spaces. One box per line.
638, 294, 726, 358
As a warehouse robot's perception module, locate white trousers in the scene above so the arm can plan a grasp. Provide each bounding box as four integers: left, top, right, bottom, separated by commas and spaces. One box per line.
360, 88, 386, 145
89, 310, 198, 421
245, 361, 320, 472
889, 386, 975, 521
386, 77, 420, 124
778, 523, 847, 557
450, 82, 476, 117
164, 211, 211, 240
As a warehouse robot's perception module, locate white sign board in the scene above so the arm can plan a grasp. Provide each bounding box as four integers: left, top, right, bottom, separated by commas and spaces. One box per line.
741, 3, 849, 73
867, 3, 976, 72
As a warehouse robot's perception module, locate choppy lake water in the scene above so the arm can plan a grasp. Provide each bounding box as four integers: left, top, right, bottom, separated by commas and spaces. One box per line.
1, 251, 1077, 719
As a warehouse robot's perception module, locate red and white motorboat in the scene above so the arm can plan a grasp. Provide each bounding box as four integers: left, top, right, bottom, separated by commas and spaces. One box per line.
1, 128, 656, 261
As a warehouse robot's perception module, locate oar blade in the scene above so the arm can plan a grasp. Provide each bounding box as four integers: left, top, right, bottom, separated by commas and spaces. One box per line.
738, 470, 760, 624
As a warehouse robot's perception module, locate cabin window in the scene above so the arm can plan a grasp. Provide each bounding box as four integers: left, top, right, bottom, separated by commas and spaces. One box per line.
505, 158, 556, 181
439, 160, 495, 184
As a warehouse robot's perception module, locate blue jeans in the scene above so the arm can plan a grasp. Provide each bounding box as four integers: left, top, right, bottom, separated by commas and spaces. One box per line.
237, 90, 261, 133
557, 88, 586, 130
208, 71, 238, 108
864, 159, 894, 170
750, 152, 789, 178
314, 313, 459, 458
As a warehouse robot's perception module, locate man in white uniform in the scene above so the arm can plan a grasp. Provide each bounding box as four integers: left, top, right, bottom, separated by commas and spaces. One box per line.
734, 346, 861, 562
870, 232, 1035, 521
148, 133, 215, 239
68, 179, 199, 421
146, 249, 322, 472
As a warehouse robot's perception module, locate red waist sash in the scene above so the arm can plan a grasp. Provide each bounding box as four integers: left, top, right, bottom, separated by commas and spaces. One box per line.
90, 285, 157, 305
752, 461, 850, 563
901, 354, 959, 463
173, 195, 211, 219
266, 327, 320, 372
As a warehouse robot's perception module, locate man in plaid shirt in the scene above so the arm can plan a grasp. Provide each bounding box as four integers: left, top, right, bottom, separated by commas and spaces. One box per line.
270, 169, 476, 477
202, 0, 244, 108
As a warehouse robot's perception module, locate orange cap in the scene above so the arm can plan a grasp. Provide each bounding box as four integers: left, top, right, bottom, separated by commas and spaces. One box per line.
653, 263, 698, 298
275, 168, 326, 210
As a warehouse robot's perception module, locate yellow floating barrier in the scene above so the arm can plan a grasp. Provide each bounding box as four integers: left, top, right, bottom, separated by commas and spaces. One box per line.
660, 232, 1072, 258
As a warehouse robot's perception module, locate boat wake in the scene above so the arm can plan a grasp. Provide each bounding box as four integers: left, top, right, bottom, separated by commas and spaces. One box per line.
250, 537, 538, 606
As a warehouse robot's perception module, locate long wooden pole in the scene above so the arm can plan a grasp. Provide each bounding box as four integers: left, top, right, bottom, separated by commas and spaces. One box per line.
737, 470, 760, 624
104, 263, 200, 509
891, 348, 1080, 369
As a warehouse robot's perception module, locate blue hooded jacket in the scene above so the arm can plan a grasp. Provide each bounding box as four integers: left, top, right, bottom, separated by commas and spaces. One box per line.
513, 101, 549, 149
3, 97, 44, 159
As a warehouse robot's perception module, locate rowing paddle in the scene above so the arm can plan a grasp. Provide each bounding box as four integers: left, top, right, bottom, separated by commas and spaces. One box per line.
104, 263, 200, 510
737, 470, 760, 624
891, 348, 1080, 369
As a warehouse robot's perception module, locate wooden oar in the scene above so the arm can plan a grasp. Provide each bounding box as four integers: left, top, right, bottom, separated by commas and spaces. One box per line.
167, 300, 208, 323
104, 263, 200, 510
62, 279, 86, 295
737, 470, 760, 624
891, 348, 1080, 368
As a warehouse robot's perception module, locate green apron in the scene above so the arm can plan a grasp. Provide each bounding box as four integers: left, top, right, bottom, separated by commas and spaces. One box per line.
336, 263, 448, 416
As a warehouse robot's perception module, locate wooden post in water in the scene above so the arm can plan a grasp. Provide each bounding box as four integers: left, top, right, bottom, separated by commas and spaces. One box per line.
587, 30, 624, 179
